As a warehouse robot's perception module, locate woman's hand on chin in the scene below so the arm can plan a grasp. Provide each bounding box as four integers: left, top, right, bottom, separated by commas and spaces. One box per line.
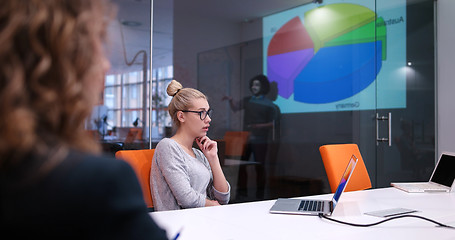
196, 136, 218, 160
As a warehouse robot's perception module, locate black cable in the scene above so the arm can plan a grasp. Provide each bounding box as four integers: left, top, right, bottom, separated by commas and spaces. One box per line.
318, 213, 455, 229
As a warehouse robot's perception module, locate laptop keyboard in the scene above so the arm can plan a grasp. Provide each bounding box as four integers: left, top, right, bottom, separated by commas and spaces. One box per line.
298, 200, 324, 212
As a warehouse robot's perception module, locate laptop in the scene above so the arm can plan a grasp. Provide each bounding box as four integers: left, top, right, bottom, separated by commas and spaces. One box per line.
269, 155, 358, 216
391, 152, 455, 193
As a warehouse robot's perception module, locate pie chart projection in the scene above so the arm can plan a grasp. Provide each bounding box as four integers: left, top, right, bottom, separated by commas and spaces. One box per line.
266, 3, 387, 104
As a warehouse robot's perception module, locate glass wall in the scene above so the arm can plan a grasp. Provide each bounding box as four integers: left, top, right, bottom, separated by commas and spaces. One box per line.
96, 0, 436, 204
173, 0, 435, 203
90, 0, 173, 154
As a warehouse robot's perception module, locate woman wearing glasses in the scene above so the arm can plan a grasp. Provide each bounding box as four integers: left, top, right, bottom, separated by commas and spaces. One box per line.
150, 80, 230, 211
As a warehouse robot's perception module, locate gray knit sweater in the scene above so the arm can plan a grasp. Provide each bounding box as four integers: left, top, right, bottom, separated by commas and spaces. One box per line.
150, 138, 230, 211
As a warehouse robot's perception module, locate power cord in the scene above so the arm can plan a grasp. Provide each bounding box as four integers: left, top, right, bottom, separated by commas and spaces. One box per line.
318, 213, 455, 229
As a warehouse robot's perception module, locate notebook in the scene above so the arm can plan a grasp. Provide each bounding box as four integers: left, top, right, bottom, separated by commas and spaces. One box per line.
269, 155, 358, 216
391, 152, 455, 193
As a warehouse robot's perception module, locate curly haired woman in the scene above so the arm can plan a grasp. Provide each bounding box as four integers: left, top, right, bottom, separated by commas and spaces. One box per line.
0, 0, 167, 238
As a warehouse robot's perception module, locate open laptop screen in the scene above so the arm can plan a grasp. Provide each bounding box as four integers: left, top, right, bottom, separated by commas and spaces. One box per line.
332, 155, 358, 206
430, 153, 455, 187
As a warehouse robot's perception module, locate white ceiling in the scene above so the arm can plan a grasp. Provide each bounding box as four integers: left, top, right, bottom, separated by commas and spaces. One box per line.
108, 0, 314, 73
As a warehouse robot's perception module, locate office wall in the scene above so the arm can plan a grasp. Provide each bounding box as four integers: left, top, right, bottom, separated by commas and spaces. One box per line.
173, 7, 262, 89
437, 0, 455, 157
173, 12, 241, 88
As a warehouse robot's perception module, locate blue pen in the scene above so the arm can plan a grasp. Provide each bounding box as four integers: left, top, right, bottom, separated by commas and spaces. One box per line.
173, 227, 183, 240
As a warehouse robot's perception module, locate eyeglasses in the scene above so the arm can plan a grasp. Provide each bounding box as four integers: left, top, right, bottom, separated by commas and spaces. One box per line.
181, 109, 213, 120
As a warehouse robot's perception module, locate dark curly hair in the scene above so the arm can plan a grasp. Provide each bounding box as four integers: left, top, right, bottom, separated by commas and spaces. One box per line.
249, 74, 270, 95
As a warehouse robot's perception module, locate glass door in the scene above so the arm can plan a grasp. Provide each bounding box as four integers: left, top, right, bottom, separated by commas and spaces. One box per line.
374, 0, 435, 187
190, 0, 436, 202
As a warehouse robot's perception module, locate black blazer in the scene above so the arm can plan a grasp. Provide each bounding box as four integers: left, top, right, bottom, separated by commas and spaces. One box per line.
1, 150, 168, 240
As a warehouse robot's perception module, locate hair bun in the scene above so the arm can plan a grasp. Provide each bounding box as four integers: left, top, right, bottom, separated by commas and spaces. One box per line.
166, 80, 183, 97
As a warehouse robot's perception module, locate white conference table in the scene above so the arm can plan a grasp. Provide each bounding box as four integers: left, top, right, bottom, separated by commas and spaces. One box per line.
150, 187, 455, 240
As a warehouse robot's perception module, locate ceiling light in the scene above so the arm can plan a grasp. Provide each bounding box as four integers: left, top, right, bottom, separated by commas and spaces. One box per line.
121, 20, 142, 27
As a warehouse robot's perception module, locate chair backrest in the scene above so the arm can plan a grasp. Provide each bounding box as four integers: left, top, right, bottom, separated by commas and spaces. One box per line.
86, 130, 100, 140
124, 128, 143, 143
223, 131, 250, 159
319, 144, 372, 193
115, 149, 155, 210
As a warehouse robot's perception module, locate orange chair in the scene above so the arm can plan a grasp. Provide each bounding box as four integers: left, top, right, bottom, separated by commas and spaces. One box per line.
124, 128, 143, 142
223, 131, 250, 159
86, 130, 100, 140
319, 144, 372, 193
115, 149, 155, 211
123, 128, 144, 149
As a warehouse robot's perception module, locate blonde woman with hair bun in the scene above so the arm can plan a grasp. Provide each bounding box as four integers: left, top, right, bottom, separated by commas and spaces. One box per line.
150, 80, 230, 211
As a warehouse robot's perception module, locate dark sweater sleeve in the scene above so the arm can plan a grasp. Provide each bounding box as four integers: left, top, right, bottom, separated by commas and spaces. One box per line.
1, 151, 169, 239
102, 158, 169, 240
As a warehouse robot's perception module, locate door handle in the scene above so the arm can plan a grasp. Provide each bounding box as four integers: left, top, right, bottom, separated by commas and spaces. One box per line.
376, 112, 392, 146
